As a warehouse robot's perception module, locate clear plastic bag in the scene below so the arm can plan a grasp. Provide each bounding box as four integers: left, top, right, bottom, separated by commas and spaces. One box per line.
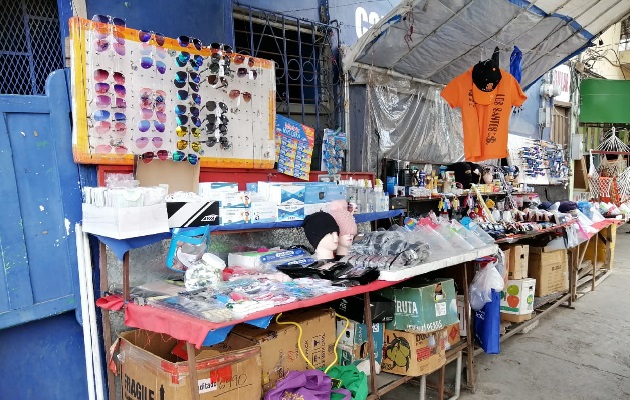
469, 262, 505, 311
166, 226, 210, 272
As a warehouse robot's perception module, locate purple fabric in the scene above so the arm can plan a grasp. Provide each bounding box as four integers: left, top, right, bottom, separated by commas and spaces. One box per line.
264, 370, 350, 400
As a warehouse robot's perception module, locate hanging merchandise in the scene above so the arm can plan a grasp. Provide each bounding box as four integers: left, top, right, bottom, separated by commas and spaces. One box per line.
322, 128, 347, 174
441, 59, 527, 162
274, 114, 315, 180
509, 46, 523, 84
69, 16, 276, 168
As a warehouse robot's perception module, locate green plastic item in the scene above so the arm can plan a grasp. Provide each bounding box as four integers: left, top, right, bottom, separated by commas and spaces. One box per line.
327, 365, 368, 400
580, 79, 630, 124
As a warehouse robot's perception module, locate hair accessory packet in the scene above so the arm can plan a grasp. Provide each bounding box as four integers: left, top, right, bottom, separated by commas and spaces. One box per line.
276, 259, 379, 286
166, 225, 210, 272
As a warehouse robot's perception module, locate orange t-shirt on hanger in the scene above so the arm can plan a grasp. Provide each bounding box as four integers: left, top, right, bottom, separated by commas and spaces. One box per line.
441, 66, 527, 162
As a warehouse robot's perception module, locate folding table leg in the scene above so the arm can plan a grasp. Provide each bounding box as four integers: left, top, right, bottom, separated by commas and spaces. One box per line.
364, 292, 378, 395
186, 342, 200, 400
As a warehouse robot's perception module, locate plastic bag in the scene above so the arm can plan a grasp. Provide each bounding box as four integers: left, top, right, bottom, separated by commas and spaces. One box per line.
166, 226, 210, 272
469, 261, 505, 310
474, 289, 501, 354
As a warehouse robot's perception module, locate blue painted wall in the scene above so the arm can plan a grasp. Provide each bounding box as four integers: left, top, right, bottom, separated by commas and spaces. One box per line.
0, 312, 88, 399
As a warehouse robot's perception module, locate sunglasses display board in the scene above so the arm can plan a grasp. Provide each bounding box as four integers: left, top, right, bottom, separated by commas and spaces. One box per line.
69, 17, 276, 168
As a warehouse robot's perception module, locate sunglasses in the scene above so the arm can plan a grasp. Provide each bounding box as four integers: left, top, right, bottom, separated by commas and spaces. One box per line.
176, 115, 202, 127
93, 39, 125, 56
92, 110, 126, 122
210, 42, 232, 53
140, 108, 167, 122
95, 82, 126, 97
94, 69, 125, 84
135, 136, 164, 149
206, 114, 229, 125
203, 101, 228, 113
94, 121, 126, 135
138, 30, 165, 46
219, 136, 231, 148
95, 95, 127, 109
177, 91, 201, 105
139, 42, 167, 58
140, 89, 166, 110
178, 36, 203, 51
233, 54, 255, 67
237, 68, 257, 80
176, 52, 204, 70
229, 90, 251, 102
176, 126, 202, 137
94, 144, 128, 155
137, 120, 166, 133
207, 75, 228, 88
92, 14, 125, 28
207, 123, 228, 135
175, 105, 200, 117
140, 57, 166, 74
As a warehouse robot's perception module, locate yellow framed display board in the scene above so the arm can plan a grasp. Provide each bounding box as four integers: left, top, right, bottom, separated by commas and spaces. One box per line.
69, 17, 276, 168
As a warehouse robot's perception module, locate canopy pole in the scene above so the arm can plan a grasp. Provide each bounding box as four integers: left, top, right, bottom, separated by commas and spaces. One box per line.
351, 62, 444, 87
343, 72, 351, 171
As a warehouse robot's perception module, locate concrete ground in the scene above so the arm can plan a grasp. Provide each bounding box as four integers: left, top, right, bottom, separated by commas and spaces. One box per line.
383, 229, 630, 400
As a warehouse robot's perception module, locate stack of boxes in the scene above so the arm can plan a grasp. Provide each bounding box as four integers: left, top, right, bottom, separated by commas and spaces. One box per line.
499, 244, 569, 323
500, 245, 535, 323
377, 278, 460, 376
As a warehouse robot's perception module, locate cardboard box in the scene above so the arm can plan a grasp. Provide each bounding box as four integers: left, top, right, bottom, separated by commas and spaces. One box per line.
268, 185, 305, 205
198, 182, 239, 197
137, 159, 200, 194
119, 329, 261, 400
336, 320, 384, 366
230, 323, 301, 392
445, 323, 461, 349
500, 313, 533, 323
380, 278, 459, 333
220, 207, 251, 225
276, 204, 304, 222
500, 278, 536, 315
381, 328, 447, 376
506, 245, 529, 279
215, 192, 252, 208
335, 294, 395, 323
529, 248, 569, 296
304, 202, 331, 216
250, 202, 277, 224
271, 308, 337, 370
82, 203, 169, 239
167, 201, 220, 227
456, 295, 468, 337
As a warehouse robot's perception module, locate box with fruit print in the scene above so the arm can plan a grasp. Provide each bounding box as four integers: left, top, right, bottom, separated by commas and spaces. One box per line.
500, 278, 536, 316
381, 328, 447, 376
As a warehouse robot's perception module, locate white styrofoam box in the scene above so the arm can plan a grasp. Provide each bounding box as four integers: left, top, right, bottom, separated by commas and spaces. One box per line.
250, 201, 277, 223
304, 202, 331, 216
500, 278, 536, 315
82, 203, 169, 239
220, 207, 251, 225
269, 185, 305, 205
277, 203, 305, 222
198, 182, 238, 198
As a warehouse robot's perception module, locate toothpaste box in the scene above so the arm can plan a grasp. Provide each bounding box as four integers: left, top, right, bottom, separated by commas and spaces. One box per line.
250, 201, 277, 224
277, 204, 305, 222
220, 207, 251, 225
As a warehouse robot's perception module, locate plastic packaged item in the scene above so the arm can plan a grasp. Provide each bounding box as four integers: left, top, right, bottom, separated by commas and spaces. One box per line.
166, 226, 210, 272
184, 253, 226, 290
449, 220, 486, 248
464, 221, 496, 245
434, 222, 475, 251
350, 230, 431, 266
469, 261, 504, 310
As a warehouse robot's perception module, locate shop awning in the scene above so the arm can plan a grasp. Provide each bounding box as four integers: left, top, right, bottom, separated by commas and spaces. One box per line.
343, 0, 630, 87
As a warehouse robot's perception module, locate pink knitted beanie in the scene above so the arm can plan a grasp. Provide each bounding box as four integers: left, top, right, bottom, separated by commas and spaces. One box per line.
328, 200, 357, 236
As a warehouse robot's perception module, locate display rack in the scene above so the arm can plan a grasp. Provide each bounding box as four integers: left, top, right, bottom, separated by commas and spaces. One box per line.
93, 209, 496, 400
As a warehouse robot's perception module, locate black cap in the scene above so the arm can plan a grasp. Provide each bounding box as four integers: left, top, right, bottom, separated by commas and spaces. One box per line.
472, 60, 502, 105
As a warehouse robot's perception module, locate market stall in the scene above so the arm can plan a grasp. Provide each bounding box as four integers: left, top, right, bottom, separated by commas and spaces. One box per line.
68, 3, 627, 400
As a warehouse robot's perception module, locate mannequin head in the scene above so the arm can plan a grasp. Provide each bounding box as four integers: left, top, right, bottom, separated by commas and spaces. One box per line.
328, 200, 357, 256
303, 211, 340, 260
